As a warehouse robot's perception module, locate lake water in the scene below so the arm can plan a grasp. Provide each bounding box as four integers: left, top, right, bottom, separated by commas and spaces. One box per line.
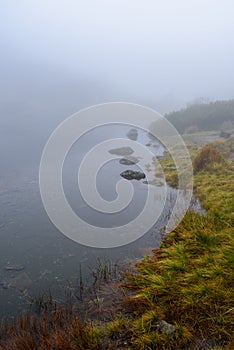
0, 124, 176, 320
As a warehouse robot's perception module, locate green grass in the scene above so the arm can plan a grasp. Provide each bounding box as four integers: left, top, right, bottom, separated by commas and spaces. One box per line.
120, 137, 234, 349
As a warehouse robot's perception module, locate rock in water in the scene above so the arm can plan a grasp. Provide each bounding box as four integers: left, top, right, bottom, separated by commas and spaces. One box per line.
4, 265, 25, 272
109, 147, 134, 156
120, 170, 146, 180
8, 272, 32, 291
143, 180, 164, 186
119, 156, 139, 165
0, 280, 9, 289
127, 128, 138, 141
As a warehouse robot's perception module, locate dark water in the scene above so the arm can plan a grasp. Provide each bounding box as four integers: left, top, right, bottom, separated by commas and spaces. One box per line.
0, 125, 175, 320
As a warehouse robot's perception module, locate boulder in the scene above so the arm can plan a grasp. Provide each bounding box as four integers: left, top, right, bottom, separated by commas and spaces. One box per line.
120, 170, 146, 180
127, 128, 138, 141
157, 320, 176, 335
119, 156, 139, 165
109, 147, 134, 156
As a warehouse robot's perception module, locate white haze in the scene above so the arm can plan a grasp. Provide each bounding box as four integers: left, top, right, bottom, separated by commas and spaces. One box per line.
0, 1, 234, 171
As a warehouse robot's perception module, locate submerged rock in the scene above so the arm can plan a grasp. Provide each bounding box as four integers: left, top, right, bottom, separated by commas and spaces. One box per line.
120, 170, 146, 180
9, 272, 32, 291
143, 180, 164, 186
119, 156, 139, 165
127, 128, 138, 141
0, 281, 9, 289
4, 265, 25, 272
109, 147, 134, 156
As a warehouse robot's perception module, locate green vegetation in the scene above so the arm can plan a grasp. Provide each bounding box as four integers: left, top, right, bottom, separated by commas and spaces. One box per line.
119, 137, 234, 349
155, 140, 197, 188
151, 99, 234, 134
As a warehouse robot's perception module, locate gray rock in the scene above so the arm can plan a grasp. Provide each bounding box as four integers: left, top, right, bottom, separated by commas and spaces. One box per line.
109, 147, 134, 156
120, 170, 146, 180
220, 130, 231, 138
119, 156, 139, 165
127, 128, 138, 141
157, 320, 176, 335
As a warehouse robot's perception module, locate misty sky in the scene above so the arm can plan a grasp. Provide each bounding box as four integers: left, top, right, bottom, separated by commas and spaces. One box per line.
1, 0, 234, 114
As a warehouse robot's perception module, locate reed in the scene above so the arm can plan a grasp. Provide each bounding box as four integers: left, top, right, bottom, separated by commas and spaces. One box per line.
0, 301, 101, 350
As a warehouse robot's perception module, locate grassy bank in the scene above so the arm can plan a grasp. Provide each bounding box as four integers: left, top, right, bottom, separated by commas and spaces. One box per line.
118, 136, 234, 349
0, 136, 233, 349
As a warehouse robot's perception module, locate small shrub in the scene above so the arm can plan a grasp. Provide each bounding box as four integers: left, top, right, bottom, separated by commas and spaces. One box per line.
193, 144, 223, 173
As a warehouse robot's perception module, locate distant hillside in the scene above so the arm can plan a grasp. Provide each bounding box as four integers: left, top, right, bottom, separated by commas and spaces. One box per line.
165, 99, 234, 133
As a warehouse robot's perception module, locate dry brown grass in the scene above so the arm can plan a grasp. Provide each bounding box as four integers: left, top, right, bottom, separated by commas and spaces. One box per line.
0, 303, 101, 350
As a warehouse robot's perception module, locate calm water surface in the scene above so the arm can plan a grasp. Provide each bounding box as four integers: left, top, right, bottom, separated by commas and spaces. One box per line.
0, 125, 176, 320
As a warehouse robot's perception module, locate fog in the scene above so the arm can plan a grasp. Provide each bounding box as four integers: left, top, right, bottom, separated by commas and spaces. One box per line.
0, 1, 234, 321
1, 0, 234, 171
